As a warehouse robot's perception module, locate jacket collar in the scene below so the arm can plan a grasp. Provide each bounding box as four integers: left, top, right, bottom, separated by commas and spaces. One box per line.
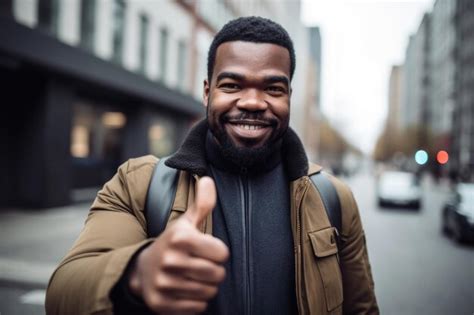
165, 119, 309, 181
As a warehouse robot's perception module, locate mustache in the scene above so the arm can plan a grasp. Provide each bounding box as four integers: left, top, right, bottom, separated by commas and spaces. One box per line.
221, 112, 278, 126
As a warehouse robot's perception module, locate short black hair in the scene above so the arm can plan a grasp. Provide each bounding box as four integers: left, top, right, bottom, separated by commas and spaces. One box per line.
207, 16, 296, 82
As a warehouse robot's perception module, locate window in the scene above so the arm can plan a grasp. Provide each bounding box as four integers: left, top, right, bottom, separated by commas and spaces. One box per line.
71, 125, 90, 158
177, 39, 187, 90
112, 0, 125, 64
159, 27, 169, 81
37, 0, 59, 35
80, 0, 96, 51
138, 14, 149, 74
71, 102, 126, 160
148, 118, 175, 157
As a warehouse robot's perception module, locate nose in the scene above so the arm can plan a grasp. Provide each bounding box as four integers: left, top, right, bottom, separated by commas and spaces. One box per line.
236, 89, 268, 112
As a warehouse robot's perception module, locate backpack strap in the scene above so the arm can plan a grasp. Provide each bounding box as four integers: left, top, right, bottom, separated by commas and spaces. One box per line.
309, 171, 342, 247
145, 160, 342, 245
145, 156, 179, 237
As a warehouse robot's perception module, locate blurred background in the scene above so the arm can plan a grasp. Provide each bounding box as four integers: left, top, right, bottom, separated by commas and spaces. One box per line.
0, 0, 473, 314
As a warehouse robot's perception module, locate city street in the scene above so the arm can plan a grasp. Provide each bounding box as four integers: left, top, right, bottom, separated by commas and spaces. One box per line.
0, 171, 473, 315
347, 172, 474, 315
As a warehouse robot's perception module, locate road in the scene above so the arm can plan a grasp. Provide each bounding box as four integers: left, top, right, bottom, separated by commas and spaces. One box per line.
0, 203, 90, 315
0, 172, 473, 315
347, 172, 474, 315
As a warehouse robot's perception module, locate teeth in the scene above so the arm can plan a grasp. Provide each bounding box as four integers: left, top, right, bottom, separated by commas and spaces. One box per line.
238, 124, 262, 130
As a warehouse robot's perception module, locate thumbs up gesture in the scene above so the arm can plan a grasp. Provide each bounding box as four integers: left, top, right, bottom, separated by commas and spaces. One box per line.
129, 177, 229, 314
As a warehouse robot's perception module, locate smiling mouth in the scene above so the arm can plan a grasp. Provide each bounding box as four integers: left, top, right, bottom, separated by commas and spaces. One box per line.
225, 120, 273, 144
234, 124, 266, 130
227, 119, 272, 128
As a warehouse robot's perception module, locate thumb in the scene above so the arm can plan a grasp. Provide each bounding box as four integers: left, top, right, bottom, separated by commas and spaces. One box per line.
184, 176, 216, 227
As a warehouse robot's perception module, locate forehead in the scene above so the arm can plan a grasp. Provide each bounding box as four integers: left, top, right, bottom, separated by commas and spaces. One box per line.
213, 41, 291, 81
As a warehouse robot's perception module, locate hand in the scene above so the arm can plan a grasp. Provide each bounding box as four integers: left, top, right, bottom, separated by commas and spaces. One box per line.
129, 177, 229, 314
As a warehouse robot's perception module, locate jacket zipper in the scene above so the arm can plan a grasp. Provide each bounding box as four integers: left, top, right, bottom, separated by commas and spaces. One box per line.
239, 168, 252, 315
295, 178, 310, 314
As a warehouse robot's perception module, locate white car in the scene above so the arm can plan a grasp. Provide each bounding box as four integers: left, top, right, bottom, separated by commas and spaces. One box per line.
377, 171, 422, 209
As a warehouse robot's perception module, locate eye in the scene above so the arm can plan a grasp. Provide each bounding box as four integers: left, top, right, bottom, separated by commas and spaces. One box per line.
219, 83, 241, 92
266, 85, 286, 95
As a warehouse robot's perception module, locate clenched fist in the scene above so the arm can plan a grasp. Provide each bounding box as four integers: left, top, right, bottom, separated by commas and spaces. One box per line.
129, 177, 229, 314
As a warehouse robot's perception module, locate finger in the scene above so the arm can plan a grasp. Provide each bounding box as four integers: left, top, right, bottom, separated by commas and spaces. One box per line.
161, 251, 226, 284
169, 230, 229, 263
180, 262, 226, 285
155, 272, 219, 300
147, 293, 207, 314
184, 176, 216, 227
187, 233, 229, 264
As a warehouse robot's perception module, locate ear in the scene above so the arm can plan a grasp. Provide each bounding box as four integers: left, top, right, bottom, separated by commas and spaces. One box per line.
203, 79, 210, 107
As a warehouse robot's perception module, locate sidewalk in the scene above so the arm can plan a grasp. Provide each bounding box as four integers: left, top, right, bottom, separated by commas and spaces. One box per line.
0, 202, 90, 288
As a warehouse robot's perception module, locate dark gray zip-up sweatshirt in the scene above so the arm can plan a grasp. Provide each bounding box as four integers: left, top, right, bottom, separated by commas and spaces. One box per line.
205, 132, 297, 315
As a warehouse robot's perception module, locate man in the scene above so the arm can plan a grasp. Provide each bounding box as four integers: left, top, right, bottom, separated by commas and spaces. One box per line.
46, 17, 378, 315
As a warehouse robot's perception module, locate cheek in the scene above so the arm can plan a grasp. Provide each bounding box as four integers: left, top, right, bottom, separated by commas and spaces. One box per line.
209, 93, 236, 115
272, 101, 290, 121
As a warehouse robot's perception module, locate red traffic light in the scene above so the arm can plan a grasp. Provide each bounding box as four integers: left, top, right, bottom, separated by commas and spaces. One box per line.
436, 150, 449, 164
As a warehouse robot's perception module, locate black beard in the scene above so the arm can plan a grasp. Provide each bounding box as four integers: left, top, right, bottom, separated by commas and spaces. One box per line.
206, 104, 286, 168
213, 129, 278, 168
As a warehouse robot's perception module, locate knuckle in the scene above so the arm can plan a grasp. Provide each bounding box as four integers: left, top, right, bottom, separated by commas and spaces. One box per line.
169, 230, 192, 247
145, 293, 162, 311
154, 274, 170, 291
212, 241, 229, 262
214, 266, 226, 282
208, 285, 218, 298
160, 252, 177, 269
220, 246, 230, 261
194, 302, 208, 313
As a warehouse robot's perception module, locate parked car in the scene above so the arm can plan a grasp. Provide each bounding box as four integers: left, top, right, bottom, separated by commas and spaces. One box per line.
441, 183, 474, 243
376, 171, 422, 209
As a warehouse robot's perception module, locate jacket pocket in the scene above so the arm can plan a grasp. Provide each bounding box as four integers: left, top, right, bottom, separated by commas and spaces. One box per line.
309, 227, 343, 312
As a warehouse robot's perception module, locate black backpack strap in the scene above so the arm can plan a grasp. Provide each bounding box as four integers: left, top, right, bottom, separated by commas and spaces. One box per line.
144, 160, 342, 243
145, 156, 179, 237
309, 171, 342, 246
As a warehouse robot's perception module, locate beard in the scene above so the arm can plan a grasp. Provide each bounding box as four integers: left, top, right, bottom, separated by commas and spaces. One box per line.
207, 102, 288, 168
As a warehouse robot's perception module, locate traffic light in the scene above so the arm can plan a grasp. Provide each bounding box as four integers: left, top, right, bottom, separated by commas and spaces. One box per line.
415, 150, 428, 165
436, 150, 449, 164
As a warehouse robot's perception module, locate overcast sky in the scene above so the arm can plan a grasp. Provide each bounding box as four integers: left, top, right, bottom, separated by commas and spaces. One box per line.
301, 0, 435, 154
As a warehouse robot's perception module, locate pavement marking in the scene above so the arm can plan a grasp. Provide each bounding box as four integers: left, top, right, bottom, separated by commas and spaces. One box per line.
20, 289, 46, 305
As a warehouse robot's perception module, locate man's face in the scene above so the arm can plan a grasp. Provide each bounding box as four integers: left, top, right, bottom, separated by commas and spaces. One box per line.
204, 41, 291, 153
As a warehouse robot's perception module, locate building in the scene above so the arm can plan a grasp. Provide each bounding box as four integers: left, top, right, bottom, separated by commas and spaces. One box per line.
429, 0, 456, 153
453, 0, 474, 180
399, 12, 432, 169
388, 65, 403, 132
401, 13, 431, 132
0, 0, 311, 208
402, 35, 421, 129
302, 26, 322, 161
395, 0, 474, 179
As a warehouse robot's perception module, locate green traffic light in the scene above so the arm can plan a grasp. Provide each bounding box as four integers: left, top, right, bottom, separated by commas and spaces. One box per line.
415, 150, 428, 165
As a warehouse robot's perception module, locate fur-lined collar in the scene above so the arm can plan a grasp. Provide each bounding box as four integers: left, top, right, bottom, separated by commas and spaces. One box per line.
165, 119, 309, 181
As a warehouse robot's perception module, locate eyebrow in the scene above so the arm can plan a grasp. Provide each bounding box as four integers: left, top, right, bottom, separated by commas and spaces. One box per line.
216, 72, 290, 87
216, 72, 245, 83
263, 75, 290, 87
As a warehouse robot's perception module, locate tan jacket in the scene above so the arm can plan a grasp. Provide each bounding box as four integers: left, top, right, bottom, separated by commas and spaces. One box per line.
46, 123, 378, 315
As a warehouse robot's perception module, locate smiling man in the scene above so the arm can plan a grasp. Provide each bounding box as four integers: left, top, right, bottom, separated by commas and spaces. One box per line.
46, 17, 378, 315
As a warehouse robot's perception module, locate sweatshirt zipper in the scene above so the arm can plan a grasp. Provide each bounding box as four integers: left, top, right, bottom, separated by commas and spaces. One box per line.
239, 168, 252, 315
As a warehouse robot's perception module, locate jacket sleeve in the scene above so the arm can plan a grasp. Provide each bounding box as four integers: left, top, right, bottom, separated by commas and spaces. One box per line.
330, 176, 380, 315
45, 156, 158, 315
